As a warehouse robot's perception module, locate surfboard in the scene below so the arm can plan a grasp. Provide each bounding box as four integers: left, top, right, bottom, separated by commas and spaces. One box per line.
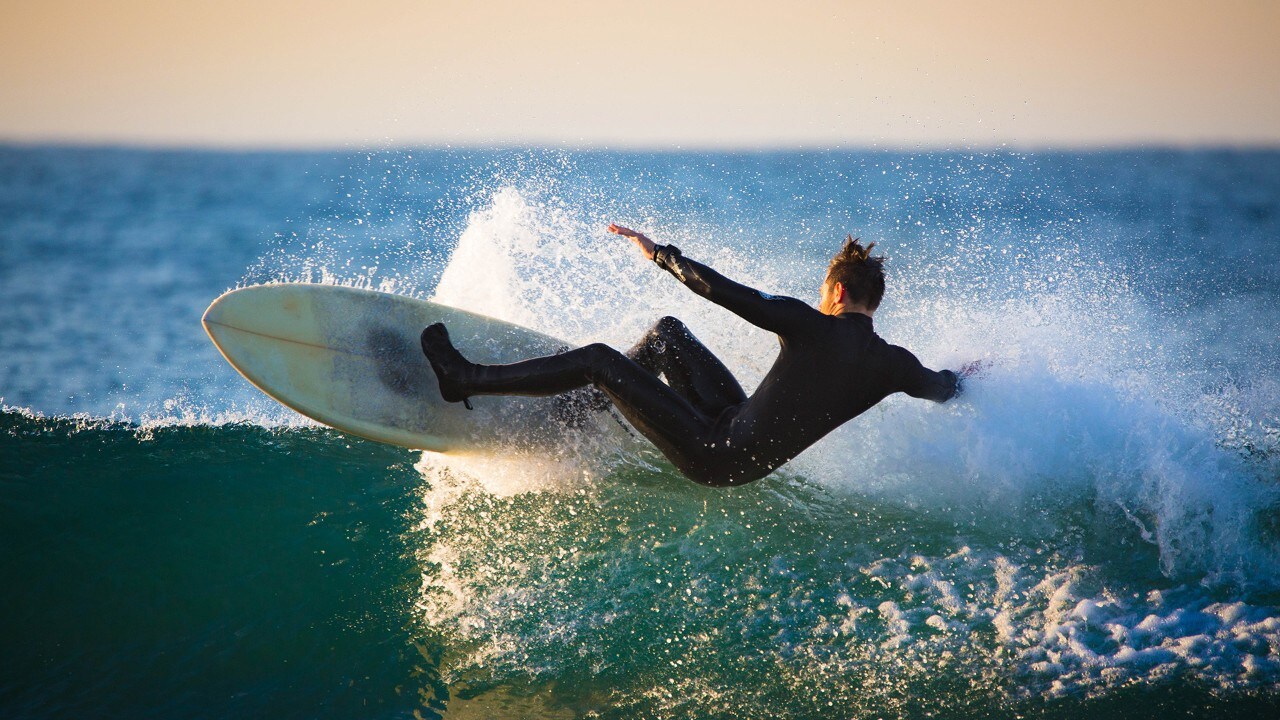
202, 283, 636, 454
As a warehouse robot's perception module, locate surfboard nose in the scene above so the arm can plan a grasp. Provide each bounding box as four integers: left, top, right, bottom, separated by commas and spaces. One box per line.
201, 287, 246, 342
202, 286, 274, 347
203, 285, 280, 331
201, 296, 222, 333
202, 294, 226, 342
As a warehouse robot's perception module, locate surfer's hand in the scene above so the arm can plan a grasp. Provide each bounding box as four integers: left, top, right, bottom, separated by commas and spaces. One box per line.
958, 359, 990, 379
608, 223, 656, 261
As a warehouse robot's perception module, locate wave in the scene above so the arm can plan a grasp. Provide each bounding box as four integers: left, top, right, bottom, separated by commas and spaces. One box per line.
4, 399, 1279, 719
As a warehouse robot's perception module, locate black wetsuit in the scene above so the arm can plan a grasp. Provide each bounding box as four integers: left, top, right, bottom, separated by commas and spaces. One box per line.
423, 245, 958, 486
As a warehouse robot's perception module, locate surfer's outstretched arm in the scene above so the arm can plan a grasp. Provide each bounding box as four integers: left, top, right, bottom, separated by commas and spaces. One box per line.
608, 224, 822, 336
891, 345, 960, 402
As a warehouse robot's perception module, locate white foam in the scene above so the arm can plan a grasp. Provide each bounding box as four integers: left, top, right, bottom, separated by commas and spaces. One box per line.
412, 459, 1280, 706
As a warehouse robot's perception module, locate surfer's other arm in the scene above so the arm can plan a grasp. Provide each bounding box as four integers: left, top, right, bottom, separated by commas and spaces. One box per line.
607, 224, 819, 335
892, 345, 961, 402
897, 356, 990, 402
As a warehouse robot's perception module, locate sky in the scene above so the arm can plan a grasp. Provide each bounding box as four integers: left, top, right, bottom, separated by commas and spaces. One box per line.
1, 0, 1277, 149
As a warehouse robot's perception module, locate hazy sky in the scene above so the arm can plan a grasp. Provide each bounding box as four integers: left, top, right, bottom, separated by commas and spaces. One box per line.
1, 0, 1277, 149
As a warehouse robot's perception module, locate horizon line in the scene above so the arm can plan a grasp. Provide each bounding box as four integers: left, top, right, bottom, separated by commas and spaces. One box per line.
3, 136, 1279, 155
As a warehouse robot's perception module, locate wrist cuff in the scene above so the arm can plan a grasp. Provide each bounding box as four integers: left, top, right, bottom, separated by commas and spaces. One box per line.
654, 244, 682, 268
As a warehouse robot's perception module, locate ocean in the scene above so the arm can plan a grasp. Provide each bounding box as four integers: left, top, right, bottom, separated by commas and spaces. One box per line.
1, 145, 1278, 718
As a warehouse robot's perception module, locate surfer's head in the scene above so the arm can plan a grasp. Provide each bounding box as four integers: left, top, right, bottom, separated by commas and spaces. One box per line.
820, 235, 885, 315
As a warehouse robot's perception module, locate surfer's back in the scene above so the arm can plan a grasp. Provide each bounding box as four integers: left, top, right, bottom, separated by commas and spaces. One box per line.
721, 308, 958, 481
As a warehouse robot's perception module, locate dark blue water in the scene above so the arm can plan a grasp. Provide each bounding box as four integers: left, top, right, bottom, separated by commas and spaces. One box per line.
2, 145, 1278, 718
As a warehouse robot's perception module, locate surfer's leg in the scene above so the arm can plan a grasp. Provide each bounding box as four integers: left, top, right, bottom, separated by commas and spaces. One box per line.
422, 324, 738, 485
627, 316, 747, 416
424, 325, 687, 409
556, 315, 745, 424
549, 346, 615, 427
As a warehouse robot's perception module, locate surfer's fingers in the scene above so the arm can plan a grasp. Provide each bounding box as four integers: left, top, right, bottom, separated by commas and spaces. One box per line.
959, 359, 991, 378
608, 223, 642, 238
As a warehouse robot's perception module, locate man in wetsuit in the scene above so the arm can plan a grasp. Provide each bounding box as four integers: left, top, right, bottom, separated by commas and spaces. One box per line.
421, 224, 968, 487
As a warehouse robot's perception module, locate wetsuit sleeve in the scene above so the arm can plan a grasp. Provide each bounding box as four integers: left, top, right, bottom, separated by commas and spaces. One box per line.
891, 345, 960, 403
652, 244, 823, 336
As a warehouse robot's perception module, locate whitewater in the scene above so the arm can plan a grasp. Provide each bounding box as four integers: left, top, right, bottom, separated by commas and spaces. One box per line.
1, 146, 1277, 719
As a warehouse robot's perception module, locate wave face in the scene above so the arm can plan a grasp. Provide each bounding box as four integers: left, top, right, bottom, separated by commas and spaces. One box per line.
0, 411, 438, 718
3, 410, 1278, 719
3, 146, 1280, 718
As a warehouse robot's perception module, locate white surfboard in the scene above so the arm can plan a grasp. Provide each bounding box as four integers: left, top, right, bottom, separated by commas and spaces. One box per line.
202, 283, 636, 455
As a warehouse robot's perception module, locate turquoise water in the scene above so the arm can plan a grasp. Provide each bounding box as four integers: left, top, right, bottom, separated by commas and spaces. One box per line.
2, 146, 1278, 718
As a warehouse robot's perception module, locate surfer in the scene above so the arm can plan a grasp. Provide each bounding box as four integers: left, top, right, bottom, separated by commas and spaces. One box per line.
421, 224, 975, 487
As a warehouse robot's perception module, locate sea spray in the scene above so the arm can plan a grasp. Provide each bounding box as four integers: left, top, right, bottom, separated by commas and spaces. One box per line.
431, 185, 801, 385
425, 181, 1280, 589
408, 177, 1280, 716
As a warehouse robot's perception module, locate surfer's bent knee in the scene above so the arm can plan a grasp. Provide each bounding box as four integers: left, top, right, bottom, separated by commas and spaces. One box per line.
582, 342, 621, 360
